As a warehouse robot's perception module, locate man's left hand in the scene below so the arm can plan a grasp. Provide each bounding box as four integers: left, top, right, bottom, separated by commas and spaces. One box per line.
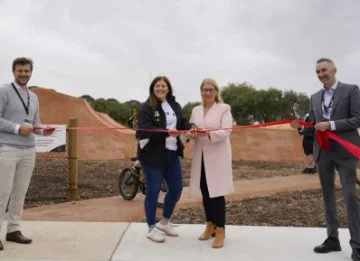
314, 122, 331, 132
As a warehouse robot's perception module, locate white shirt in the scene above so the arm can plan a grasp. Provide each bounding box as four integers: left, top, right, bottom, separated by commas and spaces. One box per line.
322, 81, 337, 130
298, 81, 338, 133
12, 81, 29, 134
162, 101, 178, 151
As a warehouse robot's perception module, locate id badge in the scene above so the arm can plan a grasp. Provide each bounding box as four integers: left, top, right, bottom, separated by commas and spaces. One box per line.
24, 119, 33, 126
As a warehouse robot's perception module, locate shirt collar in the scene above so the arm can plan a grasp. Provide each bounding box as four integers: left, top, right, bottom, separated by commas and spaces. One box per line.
12, 81, 28, 90
324, 80, 338, 94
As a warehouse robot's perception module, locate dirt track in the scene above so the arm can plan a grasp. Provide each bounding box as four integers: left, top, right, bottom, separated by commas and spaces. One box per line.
32, 88, 137, 160
32, 87, 307, 162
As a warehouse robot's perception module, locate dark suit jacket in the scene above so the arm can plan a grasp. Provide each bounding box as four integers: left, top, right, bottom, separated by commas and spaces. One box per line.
304, 82, 360, 161
298, 116, 314, 155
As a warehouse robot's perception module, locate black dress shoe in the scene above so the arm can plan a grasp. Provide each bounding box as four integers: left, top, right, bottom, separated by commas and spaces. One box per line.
314, 237, 341, 253
307, 168, 317, 174
301, 168, 310, 173
6, 231, 32, 244
352, 249, 360, 261
0, 240, 3, 251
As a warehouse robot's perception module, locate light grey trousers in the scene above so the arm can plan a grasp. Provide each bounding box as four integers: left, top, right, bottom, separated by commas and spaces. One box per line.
0, 145, 35, 234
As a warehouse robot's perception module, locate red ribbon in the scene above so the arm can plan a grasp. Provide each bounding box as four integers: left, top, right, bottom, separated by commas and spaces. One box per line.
34, 120, 360, 159
302, 121, 360, 159
319, 131, 360, 158
33, 127, 56, 132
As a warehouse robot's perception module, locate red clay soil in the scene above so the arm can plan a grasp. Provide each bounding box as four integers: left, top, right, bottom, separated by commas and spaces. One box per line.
32, 88, 137, 160
32, 87, 306, 161
183, 124, 305, 161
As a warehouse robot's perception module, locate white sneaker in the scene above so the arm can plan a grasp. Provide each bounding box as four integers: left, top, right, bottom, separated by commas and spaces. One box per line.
156, 222, 179, 237
147, 227, 165, 243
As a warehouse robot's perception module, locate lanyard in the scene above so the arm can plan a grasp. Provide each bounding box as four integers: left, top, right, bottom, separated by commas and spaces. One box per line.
11, 83, 30, 115
321, 90, 334, 115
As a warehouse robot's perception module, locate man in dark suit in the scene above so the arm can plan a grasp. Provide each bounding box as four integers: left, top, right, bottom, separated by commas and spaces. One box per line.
292, 58, 360, 261
297, 113, 317, 174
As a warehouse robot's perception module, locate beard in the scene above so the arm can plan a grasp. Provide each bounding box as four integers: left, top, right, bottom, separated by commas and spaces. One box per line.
16, 76, 30, 85
319, 76, 330, 83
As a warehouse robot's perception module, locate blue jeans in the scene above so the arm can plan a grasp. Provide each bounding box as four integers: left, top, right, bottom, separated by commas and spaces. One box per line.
141, 149, 183, 227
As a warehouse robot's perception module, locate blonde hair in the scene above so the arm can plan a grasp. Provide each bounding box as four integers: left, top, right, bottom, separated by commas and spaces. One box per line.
200, 78, 223, 103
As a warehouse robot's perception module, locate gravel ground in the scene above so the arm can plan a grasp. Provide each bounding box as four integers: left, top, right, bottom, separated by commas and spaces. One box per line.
172, 188, 360, 227
25, 156, 308, 208
25, 154, 360, 228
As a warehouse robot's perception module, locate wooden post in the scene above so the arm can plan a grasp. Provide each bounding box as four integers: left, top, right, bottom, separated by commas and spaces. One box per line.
67, 118, 78, 201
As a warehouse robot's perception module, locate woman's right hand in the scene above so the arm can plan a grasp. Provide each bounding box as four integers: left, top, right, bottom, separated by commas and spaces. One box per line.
189, 125, 198, 139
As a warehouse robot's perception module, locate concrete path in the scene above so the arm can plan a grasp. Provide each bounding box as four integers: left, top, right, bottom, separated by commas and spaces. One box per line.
0, 221, 128, 261
112, 223, 352, 261
0, 221, 354, 261
0, 174, 352, 261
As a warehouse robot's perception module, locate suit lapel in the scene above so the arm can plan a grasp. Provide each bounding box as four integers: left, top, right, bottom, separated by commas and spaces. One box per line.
315, 91, 323, 121
330, 82, 342, 118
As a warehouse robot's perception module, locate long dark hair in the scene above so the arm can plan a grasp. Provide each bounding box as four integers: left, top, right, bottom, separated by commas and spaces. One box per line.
148, 76, 175, 109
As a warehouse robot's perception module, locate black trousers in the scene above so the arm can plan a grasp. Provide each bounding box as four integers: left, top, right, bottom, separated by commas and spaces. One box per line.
200, 156, 225, 227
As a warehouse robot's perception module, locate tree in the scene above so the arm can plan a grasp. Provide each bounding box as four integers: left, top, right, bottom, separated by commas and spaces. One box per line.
280, 90, 310, 119
107, 98, 119, 103
124, 100, 141, 110
92, 98, 107, 113
182, 102, 201, 120
221, 82, 310, 123
81, 95, 95, 103
253, 88, 283, 122
221, 82, 258, 124
83, 81, 310, 127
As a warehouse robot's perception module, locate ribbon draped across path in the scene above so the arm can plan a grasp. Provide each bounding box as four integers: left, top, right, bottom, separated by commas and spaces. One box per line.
33, 119, 360, 159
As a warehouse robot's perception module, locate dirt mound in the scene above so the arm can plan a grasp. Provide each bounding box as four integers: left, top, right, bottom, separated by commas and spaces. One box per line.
183, 128, 305, 161
32, 87, 305, 161
230, 128, 304, 161
32, 88, 136, 160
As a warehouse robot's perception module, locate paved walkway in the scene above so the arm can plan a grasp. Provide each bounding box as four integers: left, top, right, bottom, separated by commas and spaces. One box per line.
0, 221, 354, 261
22, 174, 342, 222
0, 174, 351, 261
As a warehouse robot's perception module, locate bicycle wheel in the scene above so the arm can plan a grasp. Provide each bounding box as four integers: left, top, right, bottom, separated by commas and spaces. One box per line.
157, 180, 168, 208
157, 194, 165, 208
118, 168, 139, 200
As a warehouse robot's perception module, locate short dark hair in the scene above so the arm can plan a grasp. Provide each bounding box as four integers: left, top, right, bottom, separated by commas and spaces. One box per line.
12, 57, 34, 72
316, 58, 336, 68
148, 76, 174, 109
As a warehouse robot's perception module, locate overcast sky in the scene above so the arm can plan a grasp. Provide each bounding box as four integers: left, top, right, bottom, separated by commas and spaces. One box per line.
1, 0, 359, 105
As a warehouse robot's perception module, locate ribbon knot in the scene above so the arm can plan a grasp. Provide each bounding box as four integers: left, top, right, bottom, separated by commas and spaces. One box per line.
315, 129, 360, 158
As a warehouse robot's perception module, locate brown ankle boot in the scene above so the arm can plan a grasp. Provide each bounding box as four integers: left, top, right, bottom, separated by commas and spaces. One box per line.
198, 221, 215, 240
212, 227, 225, 248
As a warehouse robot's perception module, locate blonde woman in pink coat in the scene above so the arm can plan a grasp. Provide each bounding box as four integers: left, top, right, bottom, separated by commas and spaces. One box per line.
186, 78, 234, 248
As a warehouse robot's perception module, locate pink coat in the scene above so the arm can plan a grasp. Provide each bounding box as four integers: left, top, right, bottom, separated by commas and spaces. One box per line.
189, 103, 234, 198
